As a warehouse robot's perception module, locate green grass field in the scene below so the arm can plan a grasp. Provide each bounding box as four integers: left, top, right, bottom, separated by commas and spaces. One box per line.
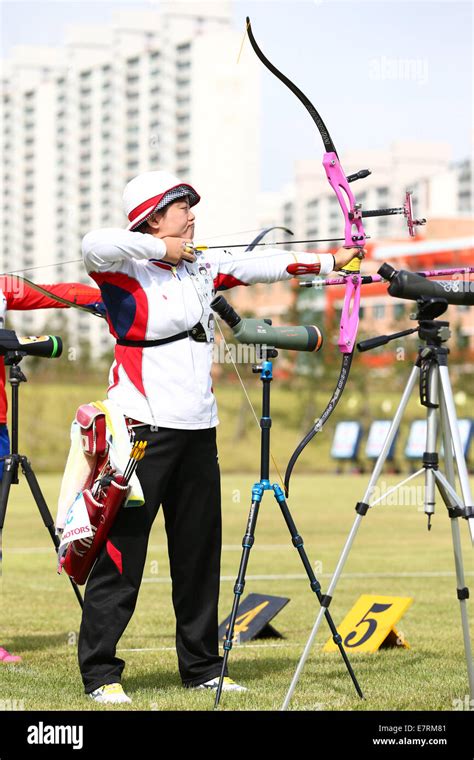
1, 472, 473, 712
14, 380, 474, 473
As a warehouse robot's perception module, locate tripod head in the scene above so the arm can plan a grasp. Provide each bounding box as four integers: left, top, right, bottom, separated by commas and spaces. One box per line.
414, 296, 448, 321
357, 297, 451, 353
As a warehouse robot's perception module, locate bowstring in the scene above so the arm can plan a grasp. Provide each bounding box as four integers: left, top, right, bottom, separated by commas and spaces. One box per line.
213, 314, 286, 490
184, 255, 285, 490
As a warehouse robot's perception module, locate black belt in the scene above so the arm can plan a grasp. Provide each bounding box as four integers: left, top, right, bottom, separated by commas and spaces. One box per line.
117, 322, 207, 347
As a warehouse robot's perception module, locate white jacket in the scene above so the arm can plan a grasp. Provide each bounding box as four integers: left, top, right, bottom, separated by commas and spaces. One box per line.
82, 229, 334, 429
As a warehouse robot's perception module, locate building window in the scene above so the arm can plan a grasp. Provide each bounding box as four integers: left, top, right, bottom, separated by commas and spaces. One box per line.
394, 303, 405, 319
373, 304, 385, 319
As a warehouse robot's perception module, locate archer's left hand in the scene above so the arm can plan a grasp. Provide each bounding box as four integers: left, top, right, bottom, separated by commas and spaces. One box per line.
333, 247, 366, 271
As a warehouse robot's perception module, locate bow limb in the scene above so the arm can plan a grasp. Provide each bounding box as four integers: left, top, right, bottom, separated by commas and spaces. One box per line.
5, 275, 105, 318
244, 226, 293, 252
245, 18, 366, 495
284, 352, 353, 495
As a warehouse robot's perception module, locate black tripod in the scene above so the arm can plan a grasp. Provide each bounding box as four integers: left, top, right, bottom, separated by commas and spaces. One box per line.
214, 346, 363, 707
0, 352, 83, 607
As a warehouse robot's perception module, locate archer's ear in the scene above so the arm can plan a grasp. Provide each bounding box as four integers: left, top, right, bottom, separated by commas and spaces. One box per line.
146, 214, 161, 232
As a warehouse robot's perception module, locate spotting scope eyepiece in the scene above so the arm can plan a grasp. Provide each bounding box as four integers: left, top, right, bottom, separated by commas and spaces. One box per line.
0, 329, 63, 358
210, 295, 241, 329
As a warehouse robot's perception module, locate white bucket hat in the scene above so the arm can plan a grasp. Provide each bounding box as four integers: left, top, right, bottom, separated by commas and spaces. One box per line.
123, 170, 200, 231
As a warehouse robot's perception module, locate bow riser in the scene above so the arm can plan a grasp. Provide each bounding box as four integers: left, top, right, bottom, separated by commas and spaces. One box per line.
338, 275, 361, 354
323, 153, 366, 249
323, 152, 364, 354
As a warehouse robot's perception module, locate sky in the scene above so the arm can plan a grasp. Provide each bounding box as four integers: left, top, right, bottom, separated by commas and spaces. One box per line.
1, 0, 472, 191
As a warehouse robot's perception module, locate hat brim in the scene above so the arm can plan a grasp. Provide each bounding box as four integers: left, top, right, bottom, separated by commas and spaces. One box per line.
127, 204, 158, 231
127, 185, 200, 231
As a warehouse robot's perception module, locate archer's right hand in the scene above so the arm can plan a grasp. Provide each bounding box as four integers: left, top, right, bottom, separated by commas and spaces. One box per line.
161, 237, 197, 264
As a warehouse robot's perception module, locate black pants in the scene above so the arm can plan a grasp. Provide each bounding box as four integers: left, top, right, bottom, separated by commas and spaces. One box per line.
78, 426, 226, 693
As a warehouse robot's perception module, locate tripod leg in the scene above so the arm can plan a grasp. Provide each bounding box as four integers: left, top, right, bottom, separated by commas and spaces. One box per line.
282, 366, 419, 710
423, 366, 439, 530
438, 386, 474, 698
0, 456, 17, 571
214, 484, 264, 708
20, 456, 83, 609
272, 484, 363, 698
438, 366, 474, 542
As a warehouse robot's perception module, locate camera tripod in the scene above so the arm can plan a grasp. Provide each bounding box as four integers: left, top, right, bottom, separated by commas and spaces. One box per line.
214, 345, 364, 707
282, 297, 473, 709
0, 352, 83, 607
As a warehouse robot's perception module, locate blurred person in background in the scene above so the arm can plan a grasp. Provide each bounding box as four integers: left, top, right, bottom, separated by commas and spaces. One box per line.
0, 278, 103, 665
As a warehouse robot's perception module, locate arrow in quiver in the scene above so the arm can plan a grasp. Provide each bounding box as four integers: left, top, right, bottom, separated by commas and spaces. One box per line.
59, 440, 147, 585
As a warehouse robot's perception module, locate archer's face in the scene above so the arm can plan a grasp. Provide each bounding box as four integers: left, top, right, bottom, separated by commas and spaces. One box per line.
153, 197, 195, 240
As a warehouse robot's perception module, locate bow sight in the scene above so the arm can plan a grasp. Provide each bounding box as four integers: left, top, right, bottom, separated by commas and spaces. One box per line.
347, 189, 426, 239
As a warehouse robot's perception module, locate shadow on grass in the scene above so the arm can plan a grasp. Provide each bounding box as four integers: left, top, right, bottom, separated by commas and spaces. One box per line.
125, 670, 182, 692
3, 632, 74, 653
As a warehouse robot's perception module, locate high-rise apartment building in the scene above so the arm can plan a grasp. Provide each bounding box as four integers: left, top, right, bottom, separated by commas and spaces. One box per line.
1, 3, 260, 357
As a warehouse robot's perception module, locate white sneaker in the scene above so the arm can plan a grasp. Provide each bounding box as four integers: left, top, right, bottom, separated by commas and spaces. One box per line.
89, 683, 132, 704
194, 676, 247, 692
